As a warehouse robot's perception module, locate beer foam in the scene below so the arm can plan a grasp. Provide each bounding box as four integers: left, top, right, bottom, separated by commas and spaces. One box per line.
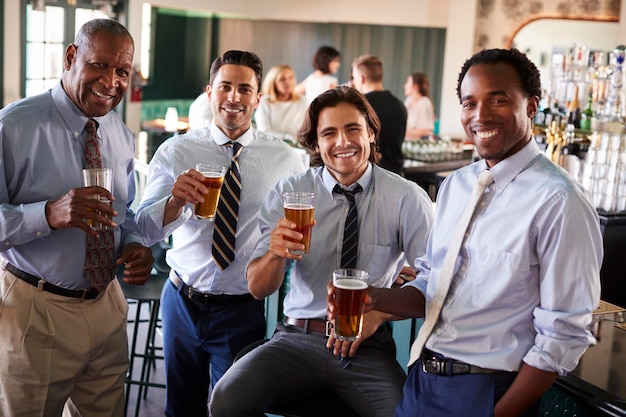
284, 203, 314, 210
334, 279, 368, 290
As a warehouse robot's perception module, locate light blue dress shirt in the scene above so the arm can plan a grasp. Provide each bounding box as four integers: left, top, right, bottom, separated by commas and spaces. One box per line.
407, 139, 603, 375
252, 163, 435, 319
0, 83, 144, 289
136, 123, 306, 294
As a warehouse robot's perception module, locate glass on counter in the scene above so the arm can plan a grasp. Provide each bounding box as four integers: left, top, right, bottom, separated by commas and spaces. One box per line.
402, 137, 466, 162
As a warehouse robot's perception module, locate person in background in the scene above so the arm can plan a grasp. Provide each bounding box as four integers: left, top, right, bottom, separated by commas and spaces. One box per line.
188, 90, 213, 131
329, 48, 603, 417
352, 54, 407, 175
295, 45, 341, 103
255, 64, 308, 143
210, 86, 434, 417
0, 19, 153, 416
136, 50, 305, 417
404, 72, 436, 140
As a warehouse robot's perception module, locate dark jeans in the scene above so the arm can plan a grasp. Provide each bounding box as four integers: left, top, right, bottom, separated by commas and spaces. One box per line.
161, 280, 265, 417
395, 359, 539, 417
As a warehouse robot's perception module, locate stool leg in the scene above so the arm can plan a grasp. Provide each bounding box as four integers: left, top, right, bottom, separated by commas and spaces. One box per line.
143, 300, 162, 399
135, 299, 161, 417
125, 299, 142, 416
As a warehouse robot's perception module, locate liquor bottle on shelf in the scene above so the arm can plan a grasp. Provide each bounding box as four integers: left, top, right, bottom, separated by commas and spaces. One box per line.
602, 46, 625, 131
580, 93, 594, 131
545, 99, 561, 127
566, 85, 582, 128
538, 96, 553, 127
604, 99, 625, 134
592, 101, 605, 132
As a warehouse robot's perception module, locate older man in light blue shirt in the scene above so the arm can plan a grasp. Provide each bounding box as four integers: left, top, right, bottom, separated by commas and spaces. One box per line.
0, 19, 153, 417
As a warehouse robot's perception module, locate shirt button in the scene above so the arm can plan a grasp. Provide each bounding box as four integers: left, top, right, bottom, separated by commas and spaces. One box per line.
460, 265, 466, 271
36, 231, 42, 237
480, 201, 486, 206
436, 328, 444, 335
4, 242, 9, 246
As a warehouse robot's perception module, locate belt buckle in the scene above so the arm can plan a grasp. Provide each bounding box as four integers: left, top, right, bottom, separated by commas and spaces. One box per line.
81, 287, 99, 302
422, 357, 446, 375
325, 320, 333, 337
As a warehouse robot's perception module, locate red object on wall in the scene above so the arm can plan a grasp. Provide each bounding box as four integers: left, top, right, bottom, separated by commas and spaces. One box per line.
131, 85, 143, 102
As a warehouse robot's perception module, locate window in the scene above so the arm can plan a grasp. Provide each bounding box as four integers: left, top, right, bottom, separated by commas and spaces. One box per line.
24, 1, 108, 97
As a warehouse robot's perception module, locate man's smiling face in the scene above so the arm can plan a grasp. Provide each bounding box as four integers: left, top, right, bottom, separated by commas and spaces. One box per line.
315, 102, 373, 186
208, 64, 261, 140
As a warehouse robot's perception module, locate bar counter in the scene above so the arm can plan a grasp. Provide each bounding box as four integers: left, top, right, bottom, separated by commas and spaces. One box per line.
403, 154, 473, 200
555, 301, 626, 416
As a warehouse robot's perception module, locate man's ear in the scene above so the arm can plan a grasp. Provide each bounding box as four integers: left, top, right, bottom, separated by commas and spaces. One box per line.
64, 43, 77, 71
527, 95, 540, 119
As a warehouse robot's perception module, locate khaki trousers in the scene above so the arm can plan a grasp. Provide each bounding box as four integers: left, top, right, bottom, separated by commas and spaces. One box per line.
0, 268, 129, 417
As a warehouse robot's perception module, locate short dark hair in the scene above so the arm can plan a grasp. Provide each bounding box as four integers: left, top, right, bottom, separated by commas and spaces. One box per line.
297, 86, 381, 167
209, 50, 263, 91
74, 18, 133, 49
456, 48, 541, 102
312, 46, 341, 74
353, 55, 383, 83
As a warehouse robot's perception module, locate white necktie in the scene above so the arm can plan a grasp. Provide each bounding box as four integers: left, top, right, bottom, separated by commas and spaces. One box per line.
408, 170, 494, 366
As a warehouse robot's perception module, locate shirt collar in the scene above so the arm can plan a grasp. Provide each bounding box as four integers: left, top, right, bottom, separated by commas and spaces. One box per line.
322, 162, 373, 197
52, 82, 100, 139
489, 138, 541, 192
210, 121, 254, 147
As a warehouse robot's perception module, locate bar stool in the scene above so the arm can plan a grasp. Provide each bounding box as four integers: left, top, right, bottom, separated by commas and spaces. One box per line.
120, 241, 171, 417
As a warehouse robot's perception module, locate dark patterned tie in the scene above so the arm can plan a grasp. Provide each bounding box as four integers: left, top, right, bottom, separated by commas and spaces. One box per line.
212, 142, 243, 270
333, 184, 363, 269
84, 119, 115, 291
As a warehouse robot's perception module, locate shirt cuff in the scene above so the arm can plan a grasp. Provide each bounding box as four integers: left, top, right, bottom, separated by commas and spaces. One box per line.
24, 201, 52, 238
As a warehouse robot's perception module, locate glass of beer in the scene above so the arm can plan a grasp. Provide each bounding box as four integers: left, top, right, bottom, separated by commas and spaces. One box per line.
333, 269, 369, 341
194, 163, 227, 221
81, 168, 113, 231
283, 192, 315, 254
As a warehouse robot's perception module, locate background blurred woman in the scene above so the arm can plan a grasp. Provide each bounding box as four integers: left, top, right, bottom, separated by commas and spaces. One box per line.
294, 46, 341, 102
255, 64, 308, 143
404, 72, 436, 140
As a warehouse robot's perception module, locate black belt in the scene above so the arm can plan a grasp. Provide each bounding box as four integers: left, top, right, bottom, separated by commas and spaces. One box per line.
169, 273, 256, 305
2, 261, 101, 300
421, 350, 503, 376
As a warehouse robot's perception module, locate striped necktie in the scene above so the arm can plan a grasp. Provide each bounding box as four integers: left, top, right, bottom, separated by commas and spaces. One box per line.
333, 184, 363, 269
408, 170, 494, 366
212, 142, 243, 270
84, 118, 115, 291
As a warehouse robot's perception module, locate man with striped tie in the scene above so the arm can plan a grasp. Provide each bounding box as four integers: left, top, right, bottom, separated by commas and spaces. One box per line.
210, 86, 434, 417
136, 50, 305, 417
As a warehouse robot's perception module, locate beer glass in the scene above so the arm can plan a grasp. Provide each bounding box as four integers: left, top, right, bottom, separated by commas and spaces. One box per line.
333, 269, 369, 341
82, 168, 113, 231
283, 192, 315, 254
194, 163, 227, 221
